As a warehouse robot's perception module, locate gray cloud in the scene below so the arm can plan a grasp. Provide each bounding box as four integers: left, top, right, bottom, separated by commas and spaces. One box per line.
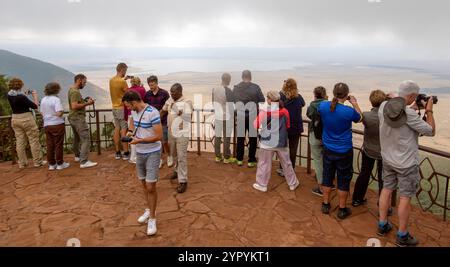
1, 0, 450, 59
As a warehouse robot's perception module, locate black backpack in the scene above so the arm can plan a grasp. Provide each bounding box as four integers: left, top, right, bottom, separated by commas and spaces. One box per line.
310, 111, 323, 140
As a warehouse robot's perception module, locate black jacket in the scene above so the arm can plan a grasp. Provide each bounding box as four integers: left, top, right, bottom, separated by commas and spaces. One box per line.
233, 82, 265, 118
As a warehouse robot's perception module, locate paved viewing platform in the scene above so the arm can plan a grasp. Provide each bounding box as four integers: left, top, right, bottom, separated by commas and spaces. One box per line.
1, 151, 449, 247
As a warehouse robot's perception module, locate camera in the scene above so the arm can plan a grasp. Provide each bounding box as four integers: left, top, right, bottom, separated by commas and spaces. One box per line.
24, 89, 32, 95
121, 136, 133, 143
416, 94, 438, 109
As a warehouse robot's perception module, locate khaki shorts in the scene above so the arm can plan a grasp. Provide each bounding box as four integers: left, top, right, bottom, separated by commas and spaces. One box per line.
112, 109, 128, 130
382, 163, 420, 198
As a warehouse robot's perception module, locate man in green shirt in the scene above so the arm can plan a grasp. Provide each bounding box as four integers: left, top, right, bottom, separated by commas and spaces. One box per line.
68, 74, 98, 168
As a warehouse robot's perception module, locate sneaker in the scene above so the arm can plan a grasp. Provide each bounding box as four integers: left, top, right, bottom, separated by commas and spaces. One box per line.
19, 164, 28, 169
167, 156, 174, 167
57, 162, 70, 170
377, 221, 393, 237
276, 168, 285, 177
289, 180, 300, 191
253, 183, 268, 192
321, 203, 331, 214
352, 199, 368, 207
337, 207, 352, 219
159, 159, 163, 169
122, 152, 130, 161
311, 187, 323, 197
137, 209, 151, 224
224, 157, 237, 164
247, 162, 257, 168
169, 172, 178, 180
34, 161, 47, 167
237, 160, 244, 166
80, 161, 98, 169
48, 164, 57, 171
177, 183, 188, 193
147, 218, 157, 236
74, 157, 80, 162
129, 159, 136, 164
115, 151, 122, 160
395, 232, 419, 247
215, 156, 222, 163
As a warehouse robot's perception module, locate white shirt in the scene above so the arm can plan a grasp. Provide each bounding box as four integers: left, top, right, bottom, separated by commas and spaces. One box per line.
40, 95, 65, 127
162, 96, 193, 138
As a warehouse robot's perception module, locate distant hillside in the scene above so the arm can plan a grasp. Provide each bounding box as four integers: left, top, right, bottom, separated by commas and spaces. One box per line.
0, 49, 110, 108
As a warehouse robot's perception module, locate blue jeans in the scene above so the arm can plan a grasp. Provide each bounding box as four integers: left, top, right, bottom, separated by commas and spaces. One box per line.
136, 150, 161, 183
322, 148, 353, 191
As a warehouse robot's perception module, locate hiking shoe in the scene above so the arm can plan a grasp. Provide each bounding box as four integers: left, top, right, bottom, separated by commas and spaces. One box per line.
57, 162, 70, 170
80, 161, 98, 169
122, 152, 130, 161
177, 183, 188, 193
253, 183, 268, 192
352, 199, 368, 207
147, 218, 157, 236
321, 203, 331, 214
237, 160, 244, 166
395, 232, 419, 247
115, 151, 122, 160
337, 207, 352, 219
48, 164, 57, 171
289, 180, 300, 191
311, 187, 323, 197
74, 157, 80, 162
138, 208, 151, 224
247, 162, 257, 168
377, 221, 393, 237
167, 156, 174, 167
276, 168, 285, 177
215, 156, 222, 163
169, 172, 178, 180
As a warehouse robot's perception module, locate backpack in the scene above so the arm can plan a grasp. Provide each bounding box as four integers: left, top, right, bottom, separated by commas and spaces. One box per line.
310, 110, 323, 140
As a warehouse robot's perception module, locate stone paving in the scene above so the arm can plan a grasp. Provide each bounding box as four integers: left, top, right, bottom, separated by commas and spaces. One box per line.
1, 151, 449, 247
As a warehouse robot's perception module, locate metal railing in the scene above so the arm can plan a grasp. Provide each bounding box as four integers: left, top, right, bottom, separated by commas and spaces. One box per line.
1, 108, 449, 220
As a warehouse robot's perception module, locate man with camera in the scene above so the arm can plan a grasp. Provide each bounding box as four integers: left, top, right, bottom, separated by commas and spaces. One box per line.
68, 74, 98, 169
377, 80, 436, 247
109, 63, 131, 160
122, 90, 163, 236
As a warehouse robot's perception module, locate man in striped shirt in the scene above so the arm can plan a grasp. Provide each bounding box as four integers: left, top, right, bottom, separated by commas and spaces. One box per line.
123, 90, 162, 236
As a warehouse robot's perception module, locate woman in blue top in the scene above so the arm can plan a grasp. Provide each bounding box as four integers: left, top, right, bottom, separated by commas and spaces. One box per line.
318, 82, 362, 219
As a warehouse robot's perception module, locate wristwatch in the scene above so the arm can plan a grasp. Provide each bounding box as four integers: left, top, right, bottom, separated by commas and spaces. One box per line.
425, 110, 433, 114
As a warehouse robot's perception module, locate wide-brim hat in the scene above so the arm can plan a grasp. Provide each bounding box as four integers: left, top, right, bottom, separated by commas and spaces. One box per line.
383, 97, 407, 128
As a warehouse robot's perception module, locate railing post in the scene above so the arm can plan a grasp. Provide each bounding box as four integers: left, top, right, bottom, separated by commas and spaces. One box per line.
196, 110, 201, 156
307, 130, 311, 175
9, 117, 16, 165
96, 110, 101, 155
233, 112, 237, 158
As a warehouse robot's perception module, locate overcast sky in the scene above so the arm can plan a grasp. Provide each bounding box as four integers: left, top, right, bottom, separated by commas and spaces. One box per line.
1, 0, 450, 61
